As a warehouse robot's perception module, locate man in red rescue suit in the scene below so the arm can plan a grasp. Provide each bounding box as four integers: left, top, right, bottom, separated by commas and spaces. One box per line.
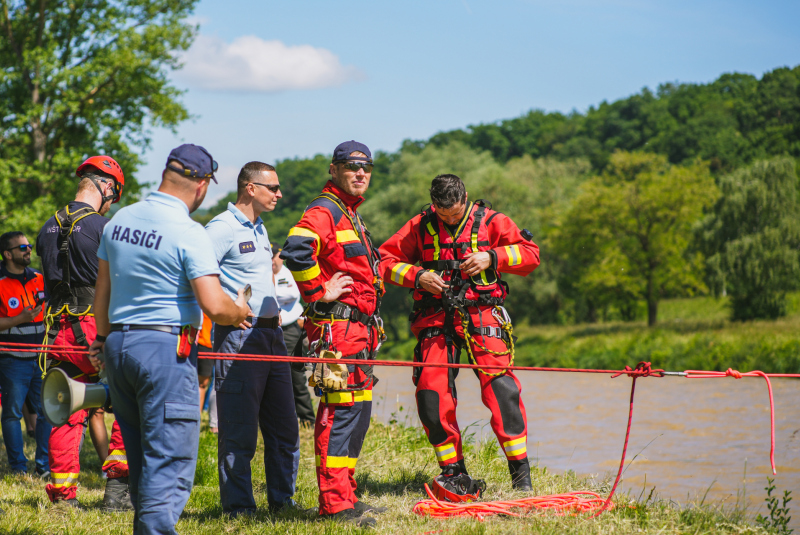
379, 174, 540, 497
280, 141, 386, 528
35, 156, 130, 509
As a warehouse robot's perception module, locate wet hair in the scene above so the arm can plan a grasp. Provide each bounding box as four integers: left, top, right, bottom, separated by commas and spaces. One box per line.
430, 174, 467, 209
237, 161, 276, 196
0, 231, 25, 261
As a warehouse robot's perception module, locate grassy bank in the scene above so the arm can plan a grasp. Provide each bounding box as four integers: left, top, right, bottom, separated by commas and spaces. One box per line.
382, 295, 800, 374
0, 415, 771, 534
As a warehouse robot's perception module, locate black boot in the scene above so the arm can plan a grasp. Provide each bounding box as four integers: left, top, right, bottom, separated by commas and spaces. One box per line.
509, 458, 533, 491
103, 476, 133, 511
441, 460, 468, 477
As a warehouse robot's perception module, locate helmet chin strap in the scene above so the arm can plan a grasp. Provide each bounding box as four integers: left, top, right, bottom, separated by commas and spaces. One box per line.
90, 177, 117, 206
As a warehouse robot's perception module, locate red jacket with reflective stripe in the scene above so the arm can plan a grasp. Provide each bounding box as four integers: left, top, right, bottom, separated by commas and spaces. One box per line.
0, 264, 45, 356
379, 201, 540, 303
280, 181, 381, 316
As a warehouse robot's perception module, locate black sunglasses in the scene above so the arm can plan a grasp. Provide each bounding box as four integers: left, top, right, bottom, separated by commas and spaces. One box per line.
337, 161, 374, 172
251, 182, 281, 193
6, 244, 33, 252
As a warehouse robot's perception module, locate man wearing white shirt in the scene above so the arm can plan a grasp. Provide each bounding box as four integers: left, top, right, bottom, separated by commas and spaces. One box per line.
272, 245, 315, 427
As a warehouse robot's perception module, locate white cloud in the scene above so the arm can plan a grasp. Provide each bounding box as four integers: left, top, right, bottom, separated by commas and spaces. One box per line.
176, 34, 364, 92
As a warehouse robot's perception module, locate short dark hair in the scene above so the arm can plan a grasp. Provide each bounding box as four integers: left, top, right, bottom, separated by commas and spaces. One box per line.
237, 161, 276, 196
0, 231, 25, 260
430, 174, 467, 209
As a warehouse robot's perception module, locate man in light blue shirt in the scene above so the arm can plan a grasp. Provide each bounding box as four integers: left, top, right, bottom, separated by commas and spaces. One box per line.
90, 144, 250, 535
205, 161, 300, 516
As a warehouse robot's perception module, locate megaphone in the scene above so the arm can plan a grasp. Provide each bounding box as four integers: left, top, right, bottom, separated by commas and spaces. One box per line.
42, 368, 109, 427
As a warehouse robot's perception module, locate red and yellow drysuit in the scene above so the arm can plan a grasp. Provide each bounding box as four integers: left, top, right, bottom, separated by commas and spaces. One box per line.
379, 200, 539, 474
38, 205, 128, 502
281, 181, 383, 515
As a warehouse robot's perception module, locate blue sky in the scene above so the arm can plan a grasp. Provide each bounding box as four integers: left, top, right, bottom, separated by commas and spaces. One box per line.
138, 0, 800, 204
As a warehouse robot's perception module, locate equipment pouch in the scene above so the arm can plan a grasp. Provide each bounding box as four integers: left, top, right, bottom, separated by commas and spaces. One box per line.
177, 325, 198, 359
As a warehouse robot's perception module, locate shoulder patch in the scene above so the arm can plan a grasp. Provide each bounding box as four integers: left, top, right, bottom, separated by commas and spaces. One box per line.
306, 197, 344, 226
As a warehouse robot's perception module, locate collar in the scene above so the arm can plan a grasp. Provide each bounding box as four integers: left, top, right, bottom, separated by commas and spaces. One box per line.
0, 262, 35, 283
323, 180, 364, 210
147, 191, 190, 216
227, 202, 263, 228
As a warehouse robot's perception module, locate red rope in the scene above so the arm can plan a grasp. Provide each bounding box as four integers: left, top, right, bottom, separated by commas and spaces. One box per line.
684, 368, 777, 475
412, 483, 613, 519
0, 346, 788, 519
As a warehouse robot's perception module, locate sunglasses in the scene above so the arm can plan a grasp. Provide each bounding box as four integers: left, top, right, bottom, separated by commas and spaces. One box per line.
338, 161, 374, 172
251, 182, 281, 193
6, 244, 33, 252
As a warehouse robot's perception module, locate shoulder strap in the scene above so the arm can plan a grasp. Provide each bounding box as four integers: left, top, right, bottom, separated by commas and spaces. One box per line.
53, 205, 99, 291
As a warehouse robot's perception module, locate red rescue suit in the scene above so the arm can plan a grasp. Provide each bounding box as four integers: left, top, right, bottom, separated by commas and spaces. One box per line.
379, 200, 539, 469
38, 205, 128, 502
280, 180, 383, 515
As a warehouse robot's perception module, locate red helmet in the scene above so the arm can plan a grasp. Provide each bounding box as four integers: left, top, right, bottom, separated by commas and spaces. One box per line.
76, 156, 125, 203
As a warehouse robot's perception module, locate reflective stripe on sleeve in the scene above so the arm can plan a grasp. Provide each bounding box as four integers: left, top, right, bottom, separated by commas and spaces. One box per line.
288, 226, 322, 255
290, 264, 321, 282
390, 262, 414, 285
504, 245, 522, 267
502, 436, 527, 457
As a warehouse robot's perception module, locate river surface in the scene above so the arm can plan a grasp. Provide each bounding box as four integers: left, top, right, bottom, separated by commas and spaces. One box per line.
369, 367, 800, 526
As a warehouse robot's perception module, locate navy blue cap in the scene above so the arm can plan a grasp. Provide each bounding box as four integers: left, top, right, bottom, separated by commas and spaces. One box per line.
166, 144, 218, 183
332, 140, 372, 163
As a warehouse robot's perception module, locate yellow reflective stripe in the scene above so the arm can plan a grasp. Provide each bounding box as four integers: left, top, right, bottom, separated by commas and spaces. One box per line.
336, 229, 359, 243
505, 444, 527, 457
505, 244, 522, 267
288, 226, 321, 255
51, 472, 80, 486
434, 443, 457, 462
103, 449, 128, 466
390, 263, 414, 285
316, 455, 357, 469
503, 436, 527, 456
503, 436, 526, 448
426, 222, 441, 260
325, 391, 353, 404
325, 390, 372, 404
290, 263, 321, 282
353, 390, 372, 402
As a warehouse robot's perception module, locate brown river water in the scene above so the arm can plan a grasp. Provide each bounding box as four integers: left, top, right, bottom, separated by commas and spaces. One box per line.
369, 366, 800, 525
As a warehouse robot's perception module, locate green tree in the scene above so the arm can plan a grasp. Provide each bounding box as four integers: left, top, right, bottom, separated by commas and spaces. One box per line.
0, 0, 197, 235
554, 151, 718, 326
697, 157, 800, 320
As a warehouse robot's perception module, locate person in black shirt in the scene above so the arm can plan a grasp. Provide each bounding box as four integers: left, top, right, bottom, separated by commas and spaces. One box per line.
35, 156, 131, 509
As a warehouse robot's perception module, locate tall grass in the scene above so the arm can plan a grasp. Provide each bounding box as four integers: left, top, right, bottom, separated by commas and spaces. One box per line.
0, 415, 770, 534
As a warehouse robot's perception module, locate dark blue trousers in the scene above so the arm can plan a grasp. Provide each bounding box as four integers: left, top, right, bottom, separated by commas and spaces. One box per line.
214, 325, 300, 513
0, 357, 51, 473
105, 328, 200, 535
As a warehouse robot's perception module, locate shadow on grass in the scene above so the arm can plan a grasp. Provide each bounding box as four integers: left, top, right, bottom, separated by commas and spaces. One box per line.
355, 467, 432, 497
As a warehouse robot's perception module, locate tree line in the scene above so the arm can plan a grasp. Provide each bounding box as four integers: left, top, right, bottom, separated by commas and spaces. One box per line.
2, 3, 798, 332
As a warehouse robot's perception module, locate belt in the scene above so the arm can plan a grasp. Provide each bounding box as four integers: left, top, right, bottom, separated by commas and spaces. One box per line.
309, 301, 375, 326
246, 317, 280, 329
110, 324, 180, 334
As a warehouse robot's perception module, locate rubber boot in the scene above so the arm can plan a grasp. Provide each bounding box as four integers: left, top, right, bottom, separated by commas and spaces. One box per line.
103, 476, 133, 511
509, 458, 533, 490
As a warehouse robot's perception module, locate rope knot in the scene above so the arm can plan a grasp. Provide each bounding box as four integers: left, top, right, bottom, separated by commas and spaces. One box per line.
725, 368, 743, 379
611, 361, 664, 379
